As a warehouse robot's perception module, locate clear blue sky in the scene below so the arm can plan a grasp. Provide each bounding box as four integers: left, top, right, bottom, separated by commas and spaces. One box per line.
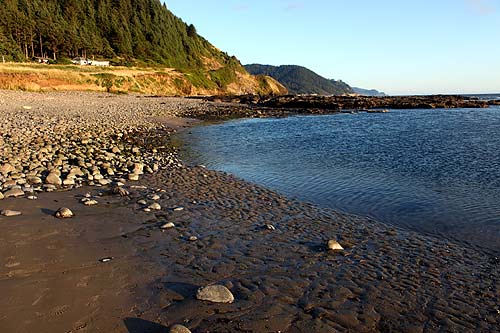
165, 0, 500, 95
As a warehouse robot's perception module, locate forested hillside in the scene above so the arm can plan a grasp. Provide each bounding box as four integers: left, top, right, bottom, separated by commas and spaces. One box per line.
0, 0, 232, 68
0, 0, 288, 95
245, 64, 354, 96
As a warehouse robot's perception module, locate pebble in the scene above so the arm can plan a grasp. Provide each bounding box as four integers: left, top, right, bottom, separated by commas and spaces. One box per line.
161, 222, 175, 229
143, 208, 151, 213
196, 285, 234, 304
266, 224, 276, 231
55, 207, 74, 219
327, 240, 344, 251
3, 188, 25, 198
84, 200, 98, 206
189, 236, 198, 241
169, 324, 191, 333
148, 203, 161, 210
27, 195, 37, 200
1, 210, 22, 217
0, 192, 4, 200
149, 194, 161, 200
137, 199, 147, 205
173, 206, 184, 212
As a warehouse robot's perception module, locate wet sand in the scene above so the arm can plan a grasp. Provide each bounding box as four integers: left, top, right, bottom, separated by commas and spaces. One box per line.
0, 91, 499, 332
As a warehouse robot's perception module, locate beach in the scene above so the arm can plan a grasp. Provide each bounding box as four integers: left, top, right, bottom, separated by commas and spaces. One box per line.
0, 91, 499, 332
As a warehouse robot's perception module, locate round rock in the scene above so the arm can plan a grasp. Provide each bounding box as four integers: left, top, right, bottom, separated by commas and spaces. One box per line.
196, 285, 234, 304
148, 202, 161, 210
46, 173, 62, 186
169, 324, 191, 333
55, 207, 74, 219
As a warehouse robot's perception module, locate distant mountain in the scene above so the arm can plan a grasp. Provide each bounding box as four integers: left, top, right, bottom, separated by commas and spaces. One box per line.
352, 87, 387, 96
245, 64, 353, 95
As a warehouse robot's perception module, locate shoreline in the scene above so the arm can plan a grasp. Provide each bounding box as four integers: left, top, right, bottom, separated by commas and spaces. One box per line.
1, 90, 499, 332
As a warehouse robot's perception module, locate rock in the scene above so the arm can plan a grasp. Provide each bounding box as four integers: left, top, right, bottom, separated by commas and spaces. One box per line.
196, 285, 234, 304
189, 236, 198, 241
55, 207, 74, 219
266, 224, 276, 231
161, 222, 175, 229
148, 202, 161, 210
98, 179, 111, 185
327, 240, 344, 251
143, 208, 151, 213
137, 199, 147, 205
84, 199, 98, 206
173, 206, 184, 212
46, 172, 62, 186
1, 210, 22, 217
112, 186, 129, 197
3, 188, 25, 198
0, 163, 15, 175
149, 194, 160, 200
133, 163, 144, 175
169, 324, 192, 333
63, 178, 75, 186
0, 192, 4, 200
27, 195, 37, 200
128, 173, 139, 181
27, 176, 43, 184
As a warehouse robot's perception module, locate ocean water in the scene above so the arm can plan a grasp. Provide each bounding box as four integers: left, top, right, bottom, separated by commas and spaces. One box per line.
179, 106, 500, 252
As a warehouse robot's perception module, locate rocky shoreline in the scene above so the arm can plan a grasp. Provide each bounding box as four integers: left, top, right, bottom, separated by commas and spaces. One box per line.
185, 94, 495, 120
0, 91, 499, 332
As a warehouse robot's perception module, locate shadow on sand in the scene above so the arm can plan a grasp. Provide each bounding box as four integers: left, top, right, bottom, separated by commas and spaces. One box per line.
123, 318, 169, 333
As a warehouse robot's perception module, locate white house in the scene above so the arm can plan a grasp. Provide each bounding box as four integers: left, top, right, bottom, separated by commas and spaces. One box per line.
71, 57, 90, 65
90, 60, 110, 67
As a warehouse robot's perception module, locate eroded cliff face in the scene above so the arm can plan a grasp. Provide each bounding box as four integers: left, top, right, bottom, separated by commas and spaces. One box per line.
0, 63, 287, 96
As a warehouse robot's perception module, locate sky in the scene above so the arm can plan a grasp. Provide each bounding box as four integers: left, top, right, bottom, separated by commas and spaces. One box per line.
165, 0, 500, 95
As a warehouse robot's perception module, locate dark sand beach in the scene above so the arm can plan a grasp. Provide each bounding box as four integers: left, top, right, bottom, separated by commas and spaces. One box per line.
0, 91, 499, 332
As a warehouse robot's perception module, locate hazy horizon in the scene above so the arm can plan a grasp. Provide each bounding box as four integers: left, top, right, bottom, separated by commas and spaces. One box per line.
166, 0, 500, 95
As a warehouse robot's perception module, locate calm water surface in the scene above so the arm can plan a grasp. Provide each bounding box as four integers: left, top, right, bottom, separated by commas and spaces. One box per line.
180, 107, 500, 252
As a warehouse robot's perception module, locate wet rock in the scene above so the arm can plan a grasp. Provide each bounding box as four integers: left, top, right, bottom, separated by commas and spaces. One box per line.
3, 188, 24, 198
55, 207, 74, 219
161, 222, 175, 229
196, 285, 234, 304
327, 240, 344, 251
1, 210, 22, 217
149, 194, 161, 200
169, 324, 191, 333
148, 202, 161, 210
